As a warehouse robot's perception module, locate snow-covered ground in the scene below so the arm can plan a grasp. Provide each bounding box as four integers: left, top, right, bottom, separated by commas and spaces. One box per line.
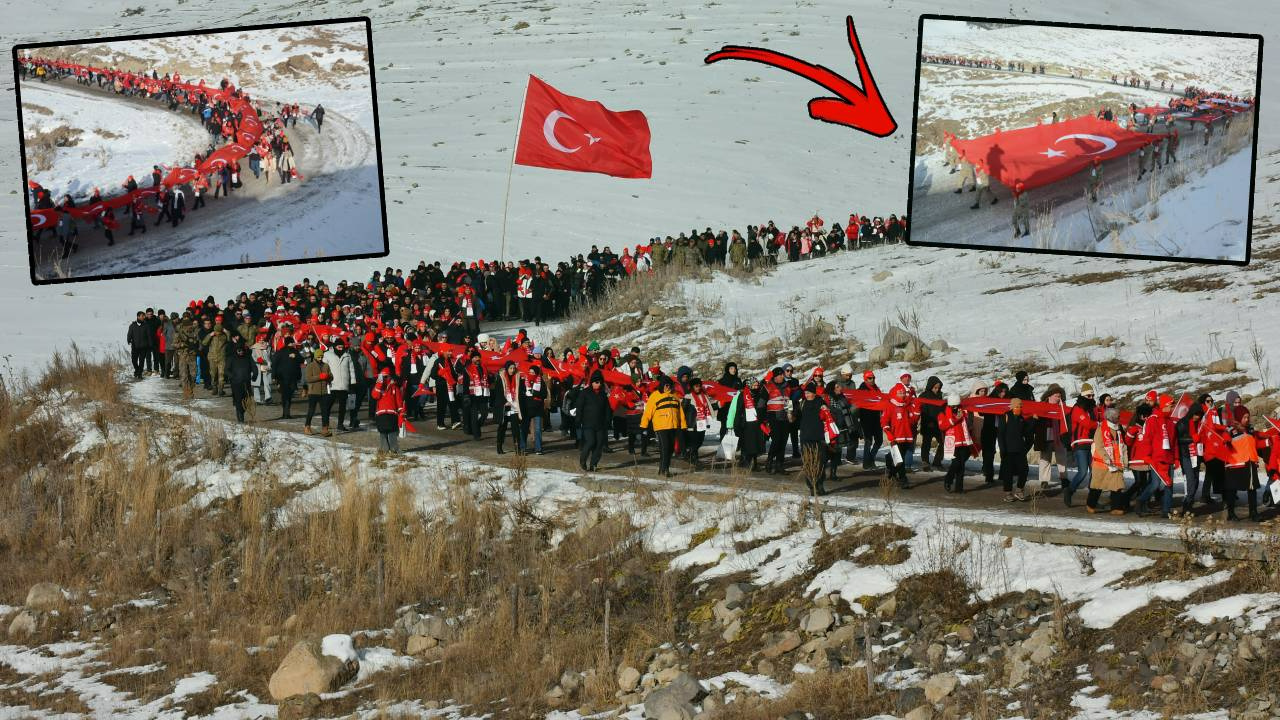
920, 20, 1260, 96
0, 0, 1276, 371
21, 82, 210, 201
912, 19, 1260, 260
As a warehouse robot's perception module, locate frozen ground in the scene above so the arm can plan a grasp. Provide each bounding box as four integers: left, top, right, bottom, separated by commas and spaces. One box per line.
0, 0, 1276, 371
21, 82, 210, 201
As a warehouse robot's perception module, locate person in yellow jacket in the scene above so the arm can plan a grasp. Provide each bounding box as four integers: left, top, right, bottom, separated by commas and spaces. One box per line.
641, 377, 687, 477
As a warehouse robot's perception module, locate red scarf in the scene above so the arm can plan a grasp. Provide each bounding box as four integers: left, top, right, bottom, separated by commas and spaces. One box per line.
691, 391, 712, 421
467, 363, 488, 395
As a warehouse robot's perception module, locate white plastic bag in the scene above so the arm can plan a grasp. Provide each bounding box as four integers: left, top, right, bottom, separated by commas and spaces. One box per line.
716, 433, 739, 461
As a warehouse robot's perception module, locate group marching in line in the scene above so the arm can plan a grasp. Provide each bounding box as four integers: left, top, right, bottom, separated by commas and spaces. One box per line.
938, 82, 1253, 240
19, 55, 319, 261
124, 210, 1275, 522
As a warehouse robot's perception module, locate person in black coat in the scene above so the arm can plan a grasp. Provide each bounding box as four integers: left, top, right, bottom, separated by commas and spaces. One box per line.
1009, 370, 1035, 401
716, 362, 743, 439
857, 372, 883, 469
270, 337, 304, 419
999, 397, 1031, 500
126, 311, 153, 379
918, 376, 945, 470
575, 372, 612, 471
313, 104, 325, 131
732, 379, 767, 470
981, 382, 1009, 483
796, 383, 833, 495
227, 344, 259, 423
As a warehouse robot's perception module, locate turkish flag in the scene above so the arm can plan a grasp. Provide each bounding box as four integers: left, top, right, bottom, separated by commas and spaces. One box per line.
950, 115, 1165, 192
514, 75, 652, 179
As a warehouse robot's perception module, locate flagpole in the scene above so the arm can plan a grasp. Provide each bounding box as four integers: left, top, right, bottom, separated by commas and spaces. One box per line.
499, 79, 530, 264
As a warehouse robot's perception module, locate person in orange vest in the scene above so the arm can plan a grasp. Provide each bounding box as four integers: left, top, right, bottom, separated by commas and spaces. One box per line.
1087, 407, 1129, 514
1223, 416, 1261, 522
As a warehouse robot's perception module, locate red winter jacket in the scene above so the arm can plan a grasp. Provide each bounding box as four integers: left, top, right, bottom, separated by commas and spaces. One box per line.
1069, 405, 1097, 448
371, 372, 404, 418
882, 385, 916, 444
938, 406, 975, 450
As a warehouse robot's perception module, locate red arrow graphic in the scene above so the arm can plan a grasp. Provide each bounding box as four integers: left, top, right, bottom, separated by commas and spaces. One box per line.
705, 16, 896, 137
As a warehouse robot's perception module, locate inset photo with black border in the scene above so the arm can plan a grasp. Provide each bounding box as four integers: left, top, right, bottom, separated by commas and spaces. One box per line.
14, 16, 387, 284
907, 15, 1261, 264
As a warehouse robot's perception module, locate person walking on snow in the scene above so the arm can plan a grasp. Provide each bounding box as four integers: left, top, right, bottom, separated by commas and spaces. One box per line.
1087, 159, 1103, 203
1011, 182, 1031, 238
954, 160, 977, 195
970, 167, 996, 209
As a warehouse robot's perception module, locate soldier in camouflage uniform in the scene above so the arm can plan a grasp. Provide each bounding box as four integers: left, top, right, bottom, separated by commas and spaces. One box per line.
1166, 129, 1179, 164
201, 314, 231, 396
969, 167, 996, 209
1011, 182, 1031, 238
1137, 142, 1149, 180
175, 313, 201, 398
1087, 158, 1103, 203
235, 312, 259, 345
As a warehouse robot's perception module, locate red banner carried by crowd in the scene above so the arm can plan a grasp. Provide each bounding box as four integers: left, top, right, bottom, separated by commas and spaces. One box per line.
948, 115, 1168, 193
20, 56, 272, 230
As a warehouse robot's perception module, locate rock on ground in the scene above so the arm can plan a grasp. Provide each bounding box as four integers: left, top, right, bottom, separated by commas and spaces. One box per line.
268, 639, 360, 701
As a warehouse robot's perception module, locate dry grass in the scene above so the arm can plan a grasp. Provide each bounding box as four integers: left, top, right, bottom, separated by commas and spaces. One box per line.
553, 263, 690, 349
23, 124, 83, 172
0, 357, 700, 716
703, 667, 892, 719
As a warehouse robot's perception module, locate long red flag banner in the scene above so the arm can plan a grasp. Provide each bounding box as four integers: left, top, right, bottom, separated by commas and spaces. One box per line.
19, 56, 273, 230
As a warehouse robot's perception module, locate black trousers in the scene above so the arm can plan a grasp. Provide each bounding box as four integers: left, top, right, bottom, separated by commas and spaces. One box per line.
231, 382, 251, 422
280, 385, 295, 418
768, 420, 791, 465
331, 390, 349, 428
467, 399, 486, 439
306, 394, 333, 427
981, 429, 998, 481
435, 382, 453, 427
920, 426, 944, 466
580, 428, 607, 469
684, 429, 706, 463
496, 410, 523, 452
656, 429, 678, 474
1000, 451, 1029, 491
1203, 460, 1225, 501
130, 347, 150, 377
945, 447, 972, 490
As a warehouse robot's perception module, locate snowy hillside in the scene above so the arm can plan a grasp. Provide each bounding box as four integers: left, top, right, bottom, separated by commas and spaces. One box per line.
21, 82, 209, 201
33, 21, 375, 134
920, 20, 1260, 96
0, 0, 1275, 370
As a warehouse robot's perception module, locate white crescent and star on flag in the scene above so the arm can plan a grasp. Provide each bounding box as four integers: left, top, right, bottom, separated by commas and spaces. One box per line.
542, 110, 603, 154
1039, 133, 1118, 159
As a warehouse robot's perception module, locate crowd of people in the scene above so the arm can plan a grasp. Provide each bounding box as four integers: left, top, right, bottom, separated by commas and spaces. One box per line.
19, 55, 313, 260
920, 55, 1047, 74
123, 220, 1275, 522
